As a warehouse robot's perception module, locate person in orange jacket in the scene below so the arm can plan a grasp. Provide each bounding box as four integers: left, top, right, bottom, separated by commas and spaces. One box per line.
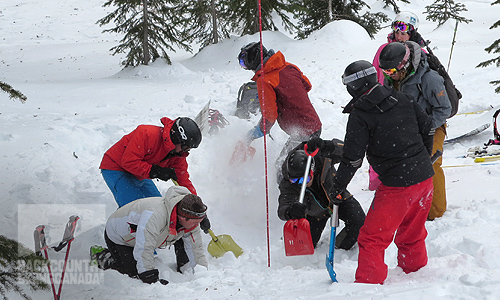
100, 117, 201, 207
238, 42, 322, 179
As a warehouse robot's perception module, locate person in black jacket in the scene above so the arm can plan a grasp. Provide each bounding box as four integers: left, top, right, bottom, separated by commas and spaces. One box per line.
329, 60, 435, 284
277, 140, 365, 250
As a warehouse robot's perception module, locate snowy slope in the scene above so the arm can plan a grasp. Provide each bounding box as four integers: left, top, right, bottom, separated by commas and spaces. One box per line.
1, 0, 500, 299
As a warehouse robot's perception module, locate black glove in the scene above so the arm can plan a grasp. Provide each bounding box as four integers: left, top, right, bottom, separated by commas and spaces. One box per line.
286, 202, 306, 220
200, 216, 211, 234
328, 187, 351, 206
306, 137, 324, 153
138, 269, 159, 284
149, 165, 177, 181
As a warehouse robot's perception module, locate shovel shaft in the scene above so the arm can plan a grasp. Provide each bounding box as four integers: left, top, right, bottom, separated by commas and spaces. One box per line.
326, 205, 339, 282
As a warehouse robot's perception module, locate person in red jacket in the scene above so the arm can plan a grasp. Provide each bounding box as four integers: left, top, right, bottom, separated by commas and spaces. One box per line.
238, 42, 322, 179
100, 117, 202, 207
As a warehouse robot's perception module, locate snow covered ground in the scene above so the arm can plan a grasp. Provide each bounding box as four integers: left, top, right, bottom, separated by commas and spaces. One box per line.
2, 0, 500, 299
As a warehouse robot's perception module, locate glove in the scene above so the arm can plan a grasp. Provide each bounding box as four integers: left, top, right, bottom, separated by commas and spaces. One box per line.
149, 165, 177, 181
306, 137, 324, 153
328, 187, 350, 206
138, 269, 164, 284
200, 216, 211, 234
247, 125, 264, 142
286, 202, 306, 220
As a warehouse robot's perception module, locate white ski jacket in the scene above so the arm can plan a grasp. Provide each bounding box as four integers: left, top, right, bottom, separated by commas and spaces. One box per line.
105, 186, 208, 274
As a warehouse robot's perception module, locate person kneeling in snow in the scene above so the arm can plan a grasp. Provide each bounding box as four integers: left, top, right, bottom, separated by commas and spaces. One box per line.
91, 186, 208, 284
277, 141, 365, 250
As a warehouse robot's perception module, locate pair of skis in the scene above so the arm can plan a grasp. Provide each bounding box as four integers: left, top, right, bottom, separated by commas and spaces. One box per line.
34, 215, 79, 300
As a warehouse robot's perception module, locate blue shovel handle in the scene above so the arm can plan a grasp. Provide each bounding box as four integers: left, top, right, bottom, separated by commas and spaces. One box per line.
325, 205, 339, 283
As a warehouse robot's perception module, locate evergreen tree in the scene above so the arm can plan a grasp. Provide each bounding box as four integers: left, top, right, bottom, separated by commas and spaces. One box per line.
0, 81, 27, 103
424, 0, 472, 27
381, 0, 410, 13
97, 0, 192, 67
291, 0, 389, 39
0, 235, 48, 300
225, 0, 296, 36
183, 0, 231, 48
476, 0, 500, 93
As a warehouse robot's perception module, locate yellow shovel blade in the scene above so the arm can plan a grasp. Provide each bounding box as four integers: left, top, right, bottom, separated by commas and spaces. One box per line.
207, 230, 243, 258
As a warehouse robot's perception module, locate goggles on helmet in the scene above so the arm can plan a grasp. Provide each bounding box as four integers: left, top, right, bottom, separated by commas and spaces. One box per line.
342, 66, 377, 85
392, 21, 412, 33
238, 52, 248, 69
289, 169, 314, 185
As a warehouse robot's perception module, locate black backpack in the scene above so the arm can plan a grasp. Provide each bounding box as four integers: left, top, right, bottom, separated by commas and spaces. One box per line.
423, 45, 462, 118
235, 82, 260, 119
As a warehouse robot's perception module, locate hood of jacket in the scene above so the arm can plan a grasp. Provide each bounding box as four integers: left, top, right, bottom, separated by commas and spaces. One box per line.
343, 84, 398, 114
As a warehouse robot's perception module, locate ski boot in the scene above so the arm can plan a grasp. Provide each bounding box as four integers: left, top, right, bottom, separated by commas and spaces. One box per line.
90, 245, 114, 270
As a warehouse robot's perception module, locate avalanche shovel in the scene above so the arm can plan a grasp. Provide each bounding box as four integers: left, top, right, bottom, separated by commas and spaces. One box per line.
207, 229, 244, 258
230, 140, 256, 165
283, 145, 319, 256
326, 205, 339, 283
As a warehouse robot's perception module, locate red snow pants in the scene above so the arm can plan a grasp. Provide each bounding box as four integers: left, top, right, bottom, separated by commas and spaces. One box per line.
355, 177, 433, 284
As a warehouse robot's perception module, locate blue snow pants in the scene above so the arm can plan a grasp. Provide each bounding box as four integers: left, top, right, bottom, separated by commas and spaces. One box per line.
101, 170, 161, 207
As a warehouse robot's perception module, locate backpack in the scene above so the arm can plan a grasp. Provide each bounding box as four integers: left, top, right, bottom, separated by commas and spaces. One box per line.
235, 81, 260, 119
424, 46, 462, 118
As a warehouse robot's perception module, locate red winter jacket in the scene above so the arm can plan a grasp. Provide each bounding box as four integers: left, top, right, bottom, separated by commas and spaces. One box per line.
99, 117, 196, 194
252, 51, 321, 137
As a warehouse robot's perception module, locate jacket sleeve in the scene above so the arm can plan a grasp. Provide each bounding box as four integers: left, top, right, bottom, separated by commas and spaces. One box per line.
184, 227, 208, 268
162, 156, 196, 195
133, 210, 161, 274
256, 78, 278, 132
334, 113, 369, 189
422, 70, 451, 128
277, 180, 301, 221
413, 99, 434, 156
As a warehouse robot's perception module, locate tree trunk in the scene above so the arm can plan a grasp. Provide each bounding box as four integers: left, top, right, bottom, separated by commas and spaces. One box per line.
211, 0, 218, 44
328, 0, 333, 21
142, 0, 150, 65
254, 0, 259, 34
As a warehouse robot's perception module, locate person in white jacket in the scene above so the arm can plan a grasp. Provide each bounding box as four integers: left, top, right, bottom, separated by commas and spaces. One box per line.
92, 186, 208, 284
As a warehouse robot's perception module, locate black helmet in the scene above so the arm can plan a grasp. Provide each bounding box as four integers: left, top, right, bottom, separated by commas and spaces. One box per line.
238, 42, 268, 71
170, 117, 202, 149
286, 149, 315, 179
378, 42, 411, 71
342, 60, 377, 96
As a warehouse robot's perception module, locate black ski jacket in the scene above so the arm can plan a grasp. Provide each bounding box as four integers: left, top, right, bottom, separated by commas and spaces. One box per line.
335, 84, 435, 189
278, 141, 365, 220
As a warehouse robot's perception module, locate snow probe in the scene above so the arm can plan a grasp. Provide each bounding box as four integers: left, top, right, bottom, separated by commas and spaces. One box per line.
34, 215, 79, 300
283, 144, 318, 256
325, 204, 339, 283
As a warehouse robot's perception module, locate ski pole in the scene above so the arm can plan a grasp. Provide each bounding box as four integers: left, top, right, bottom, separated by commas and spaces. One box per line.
447, 20, 459, 72
56, 238, 74, 299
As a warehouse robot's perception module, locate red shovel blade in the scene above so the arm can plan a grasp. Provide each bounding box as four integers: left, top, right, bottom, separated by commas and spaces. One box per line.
283, 218, 315, 256
230, 141, 256, 165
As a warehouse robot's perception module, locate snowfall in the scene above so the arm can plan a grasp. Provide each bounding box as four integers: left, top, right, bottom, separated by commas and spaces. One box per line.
2, 0, 500, 299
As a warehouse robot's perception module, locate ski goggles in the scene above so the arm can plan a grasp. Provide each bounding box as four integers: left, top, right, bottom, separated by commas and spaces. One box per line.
392, 21, 412, 33
238, 52, 248, 69
289, 169, 314, 185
